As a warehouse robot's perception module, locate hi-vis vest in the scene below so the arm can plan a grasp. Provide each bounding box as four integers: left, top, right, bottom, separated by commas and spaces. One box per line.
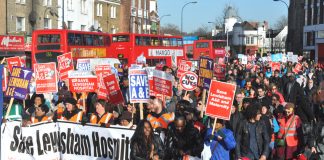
61, 110, 83, 123
90, 112, 113, 125
147, 112, 175, 129
31, 116, 49, 124
56, 106, 64, 119
278, 115, 301, 146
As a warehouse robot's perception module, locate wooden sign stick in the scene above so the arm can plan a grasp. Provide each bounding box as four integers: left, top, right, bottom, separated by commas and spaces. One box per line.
211, 118, 218, 136
139, 103, 144, 120
200, 89, 207, 118
4, 98, 14, 120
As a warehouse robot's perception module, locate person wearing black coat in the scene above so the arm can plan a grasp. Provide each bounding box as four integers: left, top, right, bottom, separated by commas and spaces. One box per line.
283, 75, 304, 104
235, 104, 270, 160
130, 120, 164, 160
226, 100, 244, 133
164, 116, 204, 160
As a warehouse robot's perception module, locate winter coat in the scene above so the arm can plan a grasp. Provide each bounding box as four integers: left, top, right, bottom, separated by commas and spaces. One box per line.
130, 134, 164, 160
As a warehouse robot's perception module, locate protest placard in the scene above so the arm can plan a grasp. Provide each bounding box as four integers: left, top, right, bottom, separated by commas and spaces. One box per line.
205, 80, 236, 120
2, 67, 7, 92
6, 56, 21, 72
180, 71, 198, 91
104, 74, 124, 105
241, 55, 248, 64
271, 53, 282, 62
292, 55, 298, 63
57, 52, 74, 80
198, 57, 214, 89
5, 66, 32, 100
76, 59, 90, 71
95, 65, 112, 100
0, 65, 3, 126
68, 71, 97, 92
293, 63, 303, 74
214, 64, 226, 81
177, 60, 192, 78
152, 70, 174, 97
129, 69, 150, 103
90, 58, 121, 71
271, 62, 281, 72
145, 67, 155, 96
34, 63, 58, 94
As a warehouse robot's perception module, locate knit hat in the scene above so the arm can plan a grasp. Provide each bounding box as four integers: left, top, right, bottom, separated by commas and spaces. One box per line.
285, 103, 295, 109
64, 98, 77, 106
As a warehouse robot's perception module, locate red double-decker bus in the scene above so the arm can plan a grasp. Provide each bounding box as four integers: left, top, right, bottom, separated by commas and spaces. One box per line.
108, 33, 185, 66
193, 40, 227, 60
32, 29, 110, 65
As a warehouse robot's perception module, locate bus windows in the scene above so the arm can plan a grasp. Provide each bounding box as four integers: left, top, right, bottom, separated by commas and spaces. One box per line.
212, 41, 226, 48
177, 38, 183, 47
135, 36, 143, 45
151, 37, 159, 46
171, 38, 178, 47
162, 38, 171, 46
83, 34, 93, 46
93, 35, 104, 46
196, 42, 209, 48
105, 36, 111, 46
74, 34, 82, 45
112, 35, 130, 42
143, 37, 151, 46
38, 34, 61, 44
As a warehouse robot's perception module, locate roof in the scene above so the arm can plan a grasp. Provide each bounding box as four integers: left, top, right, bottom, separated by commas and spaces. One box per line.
225, 6, 238, 19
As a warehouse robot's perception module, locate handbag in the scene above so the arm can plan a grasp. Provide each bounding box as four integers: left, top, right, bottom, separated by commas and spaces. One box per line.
275, 115, 296, 147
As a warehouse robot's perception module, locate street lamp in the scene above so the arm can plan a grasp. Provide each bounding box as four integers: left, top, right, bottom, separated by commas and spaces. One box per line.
208, 22, 216, 36
273, 0, 289, 9
181, 1, 197, 35
159, 14, 171, 35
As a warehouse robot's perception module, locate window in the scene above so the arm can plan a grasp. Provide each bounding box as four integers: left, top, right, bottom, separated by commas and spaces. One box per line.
196, 42, 209, 48
44, 18, 51, 29
111, 28, 116, 34
43, 0, 51, 6
251, 37, 254, 44
81, 25, 86, 31
177, 38, 183, 47
37, 34, 60, 44
97, 3, 103, 16
212, 41, 226, 48
110, 6, 117, 18
246, 37, 250, 44
151, 37, 160, 46
162, 38, 170, 46
81, 0, 87, 14
16, 17, 25, 31
112, 35, 130, 42
135, 36, 143, 45
16, 0, 26, 4
67, 0, 73, 10
170, 38, 178, 46
83, 34, 93, 46
68, 21, 73, 29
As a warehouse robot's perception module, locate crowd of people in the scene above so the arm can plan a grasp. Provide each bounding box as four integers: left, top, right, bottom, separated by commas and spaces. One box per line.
2, 57, 324, 160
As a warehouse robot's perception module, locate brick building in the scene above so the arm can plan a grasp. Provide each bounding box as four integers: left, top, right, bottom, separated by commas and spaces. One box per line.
93, 0, 121, 33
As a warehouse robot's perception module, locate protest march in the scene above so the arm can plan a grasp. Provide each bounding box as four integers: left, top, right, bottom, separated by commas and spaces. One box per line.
0, 53, 324, 160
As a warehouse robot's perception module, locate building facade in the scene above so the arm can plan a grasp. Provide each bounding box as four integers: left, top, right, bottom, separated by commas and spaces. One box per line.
120, 0, 156, 33
0, 0, 59, 36
303, 0, 324, 63
93, 0, 121, 33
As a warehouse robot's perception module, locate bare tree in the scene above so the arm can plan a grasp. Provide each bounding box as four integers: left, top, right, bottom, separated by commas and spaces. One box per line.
160, 23, 181, 35
274, 15, 288, 30
190, 25, 211, 36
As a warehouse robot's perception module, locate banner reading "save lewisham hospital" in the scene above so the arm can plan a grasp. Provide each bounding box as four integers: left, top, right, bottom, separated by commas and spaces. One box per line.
1, 121, 134, 160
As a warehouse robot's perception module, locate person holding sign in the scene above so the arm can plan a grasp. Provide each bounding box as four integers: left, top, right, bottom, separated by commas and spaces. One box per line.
147, 98, 175, 130
204, 118, 236, 160
59, 98, 84, 123
89, 99, 113, 127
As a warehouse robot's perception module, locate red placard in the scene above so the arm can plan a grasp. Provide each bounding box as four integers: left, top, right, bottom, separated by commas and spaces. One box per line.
271, 62, 281, 71
152, 70, 174, 96
214, 64, 226, 81
104, 74, 124, 105
293, 63, 303, 74
34, 63, 58, 94
205, 80, 236, 120
215, 49, 226, 57
95, 65, 112, 100
179, 71, 198, 91
57, 52, 74, 80
6, 56, 22, 72
0, 36, 24, 51
177, 60, 192, 78
68, 71, 98, 93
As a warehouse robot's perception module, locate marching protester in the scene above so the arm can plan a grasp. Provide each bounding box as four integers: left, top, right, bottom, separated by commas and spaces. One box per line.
29, 104, 50, 124
147, 97, 175, 130
130, 120, 164, 160
89, 99, 113, 127
54, 97, 84, 123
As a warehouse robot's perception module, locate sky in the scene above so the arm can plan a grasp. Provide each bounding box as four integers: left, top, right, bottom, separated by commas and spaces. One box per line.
158, 0, 289, 33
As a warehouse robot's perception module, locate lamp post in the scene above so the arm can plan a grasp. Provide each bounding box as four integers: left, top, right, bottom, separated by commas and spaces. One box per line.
181, 1, 197, 35
208, 22, 216, 36
159, 14, 171, 35
273, 0, 289, 9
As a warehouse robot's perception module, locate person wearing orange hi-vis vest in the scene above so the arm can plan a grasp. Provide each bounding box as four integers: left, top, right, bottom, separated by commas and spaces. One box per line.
147, 98, 175, 130
275, 103, 303, 160
30, 104, 50, 124
60, 98, 84, 123
89, 99, 113, 127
